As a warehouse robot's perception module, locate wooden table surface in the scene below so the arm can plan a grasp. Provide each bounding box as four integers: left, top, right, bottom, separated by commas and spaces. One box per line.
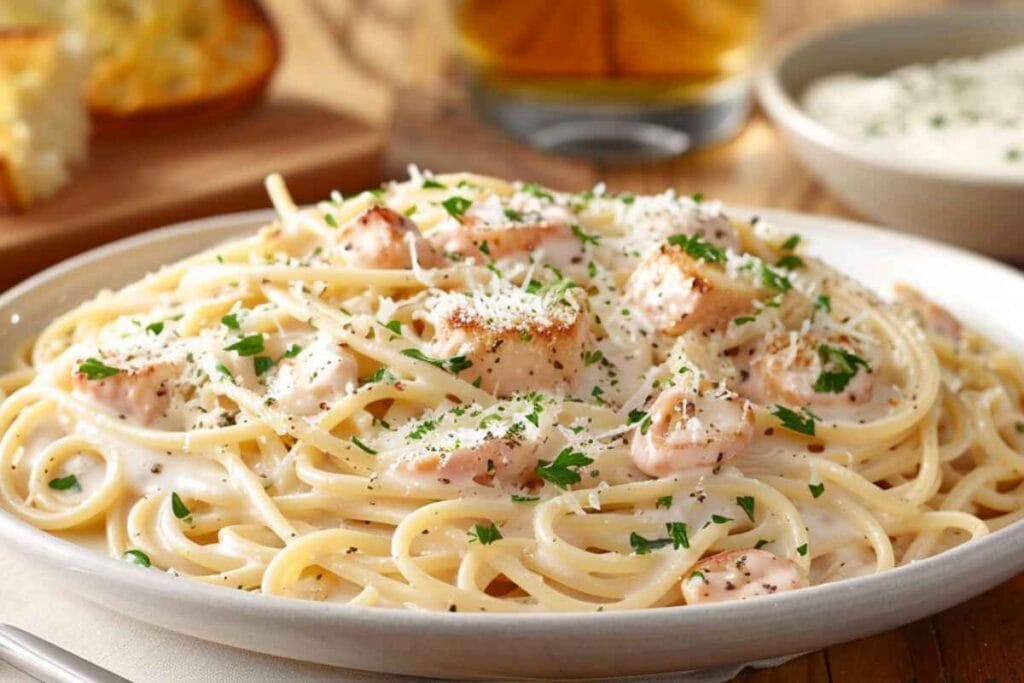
295, 1, 1024, 681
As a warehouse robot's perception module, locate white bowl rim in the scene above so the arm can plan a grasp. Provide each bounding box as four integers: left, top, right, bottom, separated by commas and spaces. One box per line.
755, 4, 1024, 189
1, 206, 1023, 640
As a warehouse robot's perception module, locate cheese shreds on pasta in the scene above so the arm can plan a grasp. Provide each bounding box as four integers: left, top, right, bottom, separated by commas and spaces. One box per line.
1, 170, 1021, 612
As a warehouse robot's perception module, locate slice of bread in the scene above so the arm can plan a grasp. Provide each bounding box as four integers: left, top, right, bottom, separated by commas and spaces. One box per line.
77, 0, 279, 133
0, 29, 89, 210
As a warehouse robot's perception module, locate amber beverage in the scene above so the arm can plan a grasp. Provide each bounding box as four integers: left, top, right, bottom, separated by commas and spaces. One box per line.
455, 0, 762, 159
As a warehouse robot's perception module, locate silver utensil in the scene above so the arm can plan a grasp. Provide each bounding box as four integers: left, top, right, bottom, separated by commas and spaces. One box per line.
0, 625, 129, 683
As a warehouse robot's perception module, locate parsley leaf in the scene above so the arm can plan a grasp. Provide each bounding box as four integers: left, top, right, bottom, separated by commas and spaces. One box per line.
571, 223, 600, 246
667, 232, 727, 264
48, 474, 79, 491
776, 254, 803, 271
797, 543, 809, 557
384, 320, 402, 336
754, 539, 772, 550
521, 182, 553, 201
583, 350, 603, 366
815, 294, 832, 314
171, 492, 192, 521
400, 348, 473, 375
214, 363, 235, 383
324, 213, 339, 228
145, 321, 164, 335
441, 196, 472, 219
350, 435, 377, 455
711, 514, 733, 524
224, 333, 264, 356
760, 263, 792, 292
736, 495, 756, 522
78, 358, 121, 380
468, 522, 502, 545
535, 447, 593, 489
503, 207, 524, 222
221, 313, 240, 330
511, 494, 539, 503
781, 234, 801, 250
814, 344, 870, 394
809, 482, 825, 498
629, 532, 673, 555
122, 549, 151, 567
666, 522, 690, 549
771, 405, 819, 436
365, 367, 396, 384
733, 315, 756, 326
421, 178, 446, 189
656, 495, 673, 509
254, 356, 274, 376
281, 343, 302, 359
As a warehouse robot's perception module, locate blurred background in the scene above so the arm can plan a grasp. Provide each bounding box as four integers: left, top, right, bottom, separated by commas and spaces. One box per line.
0, 0, 1009, 291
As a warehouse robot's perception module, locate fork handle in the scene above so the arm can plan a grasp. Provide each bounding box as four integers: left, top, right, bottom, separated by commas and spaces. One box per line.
0, 625, 129, 683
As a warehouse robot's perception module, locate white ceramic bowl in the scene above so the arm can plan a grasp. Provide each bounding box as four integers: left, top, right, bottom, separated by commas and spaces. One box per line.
756, 7, 1024, 263
3, 209, 1024, 679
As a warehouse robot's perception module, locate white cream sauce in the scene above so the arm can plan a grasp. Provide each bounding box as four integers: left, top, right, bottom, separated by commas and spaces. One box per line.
803, 44, 1024, 174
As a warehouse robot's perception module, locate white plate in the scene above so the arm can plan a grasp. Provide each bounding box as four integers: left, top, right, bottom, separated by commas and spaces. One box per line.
2, 208, 1024, 680
756, 7, 1024, 262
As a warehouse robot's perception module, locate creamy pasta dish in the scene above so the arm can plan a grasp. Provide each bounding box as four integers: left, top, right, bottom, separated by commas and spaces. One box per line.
2, 170, 1023, 612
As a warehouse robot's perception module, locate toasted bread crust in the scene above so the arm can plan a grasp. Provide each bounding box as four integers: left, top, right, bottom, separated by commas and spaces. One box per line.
88, 0, 280, 134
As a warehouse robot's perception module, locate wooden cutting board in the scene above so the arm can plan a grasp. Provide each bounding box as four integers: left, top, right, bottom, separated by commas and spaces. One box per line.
0, 0, 385, 292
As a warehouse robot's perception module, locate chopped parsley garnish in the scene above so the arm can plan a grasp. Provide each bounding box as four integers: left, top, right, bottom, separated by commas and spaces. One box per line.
221, 313, 240, 330
689, 570, 707, 584
667, 232, 727, 264
78, 358, 121, 380
815, 294, 832, 314
629, 532, 672, 555
571, 223, 600, 246
535, 447, 593, 489
350, 436, 377, 455
814, 344, 870, 394
619, 193, 635, 205
407, 417, 438, 441
503, 207, 524, 222
421, 178, 446, 189
690, 192, 704, 203
656, 495, 673, 509
1016, 422, 1024, 434
522, 182, 553, 201
468, 522, 502, 545
400, 348, 473, 375
48, 474, 79, 491
771, 405, 819, 436
122, 549, 151, 567
224, 333, 264, 356
281, 343, 302, 359
809, 482, 825, 498
710, 514, 733, 524
478, 240, 491, 257
384, 320, 402, 335
736, 495, 756, 522
781, 234, 801, 250
254, 356, 274, 376
145, 321, 164, 335
441, 196, 472, 219
733, 315, 756, 326
666, 522, 690, 549
760, 263, 792, 293
776, 254, 804, 271
171, 492, 192, 521
365, 367, 396, 384
324, 213, 339, 228
631, 523, 689, 554
797, 543, 809, 557
214, 363, 234, 382
754, 539, 772, 550
583, 350, 603, 366
511, 494, 540, 503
